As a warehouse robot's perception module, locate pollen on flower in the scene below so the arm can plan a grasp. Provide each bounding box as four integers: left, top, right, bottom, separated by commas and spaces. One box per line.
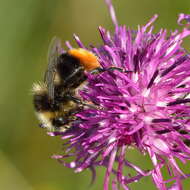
154, 75, 161, 84
142, 88, 150, 97
144, 116, 153, 124
156, 101, 167, 107
99, 120, 106, 126
119, 114, 127, 119
108, 137, 116, 144
129, 105, 138, 113
132, 72, 139, 82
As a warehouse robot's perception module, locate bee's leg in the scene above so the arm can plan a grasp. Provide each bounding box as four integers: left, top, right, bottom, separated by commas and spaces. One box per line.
66, 94, 82, 104
107, 67, 124, 72
90, 67, 105, 74
65, 93, 98, 109
90, 67, 132, 74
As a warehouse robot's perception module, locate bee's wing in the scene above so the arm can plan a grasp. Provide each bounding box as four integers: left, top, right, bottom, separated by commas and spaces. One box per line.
44, 37, 62, 100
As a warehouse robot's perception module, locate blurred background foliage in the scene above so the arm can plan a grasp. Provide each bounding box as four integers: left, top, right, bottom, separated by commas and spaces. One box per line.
1, 0, 190, 189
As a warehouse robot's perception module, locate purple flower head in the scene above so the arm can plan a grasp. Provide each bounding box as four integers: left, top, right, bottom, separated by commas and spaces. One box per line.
50, 1, 190, 189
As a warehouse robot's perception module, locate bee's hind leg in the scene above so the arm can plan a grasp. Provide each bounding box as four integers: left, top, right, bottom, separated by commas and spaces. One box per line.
65, 93, 98, 109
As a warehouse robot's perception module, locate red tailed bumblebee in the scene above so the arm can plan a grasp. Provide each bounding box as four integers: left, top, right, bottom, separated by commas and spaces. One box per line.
32, 37, 100, 132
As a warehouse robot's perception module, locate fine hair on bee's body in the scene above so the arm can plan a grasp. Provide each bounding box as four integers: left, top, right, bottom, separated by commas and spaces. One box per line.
32, 37, 101, 132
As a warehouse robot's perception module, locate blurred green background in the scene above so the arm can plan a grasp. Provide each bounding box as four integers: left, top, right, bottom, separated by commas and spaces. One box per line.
1, 0, 190, 189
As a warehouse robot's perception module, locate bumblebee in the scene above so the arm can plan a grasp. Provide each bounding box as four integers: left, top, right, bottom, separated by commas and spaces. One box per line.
32, 37, 100, 132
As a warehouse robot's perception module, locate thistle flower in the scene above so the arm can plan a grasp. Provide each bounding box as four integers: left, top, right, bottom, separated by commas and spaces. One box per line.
50, 1, 190, 189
